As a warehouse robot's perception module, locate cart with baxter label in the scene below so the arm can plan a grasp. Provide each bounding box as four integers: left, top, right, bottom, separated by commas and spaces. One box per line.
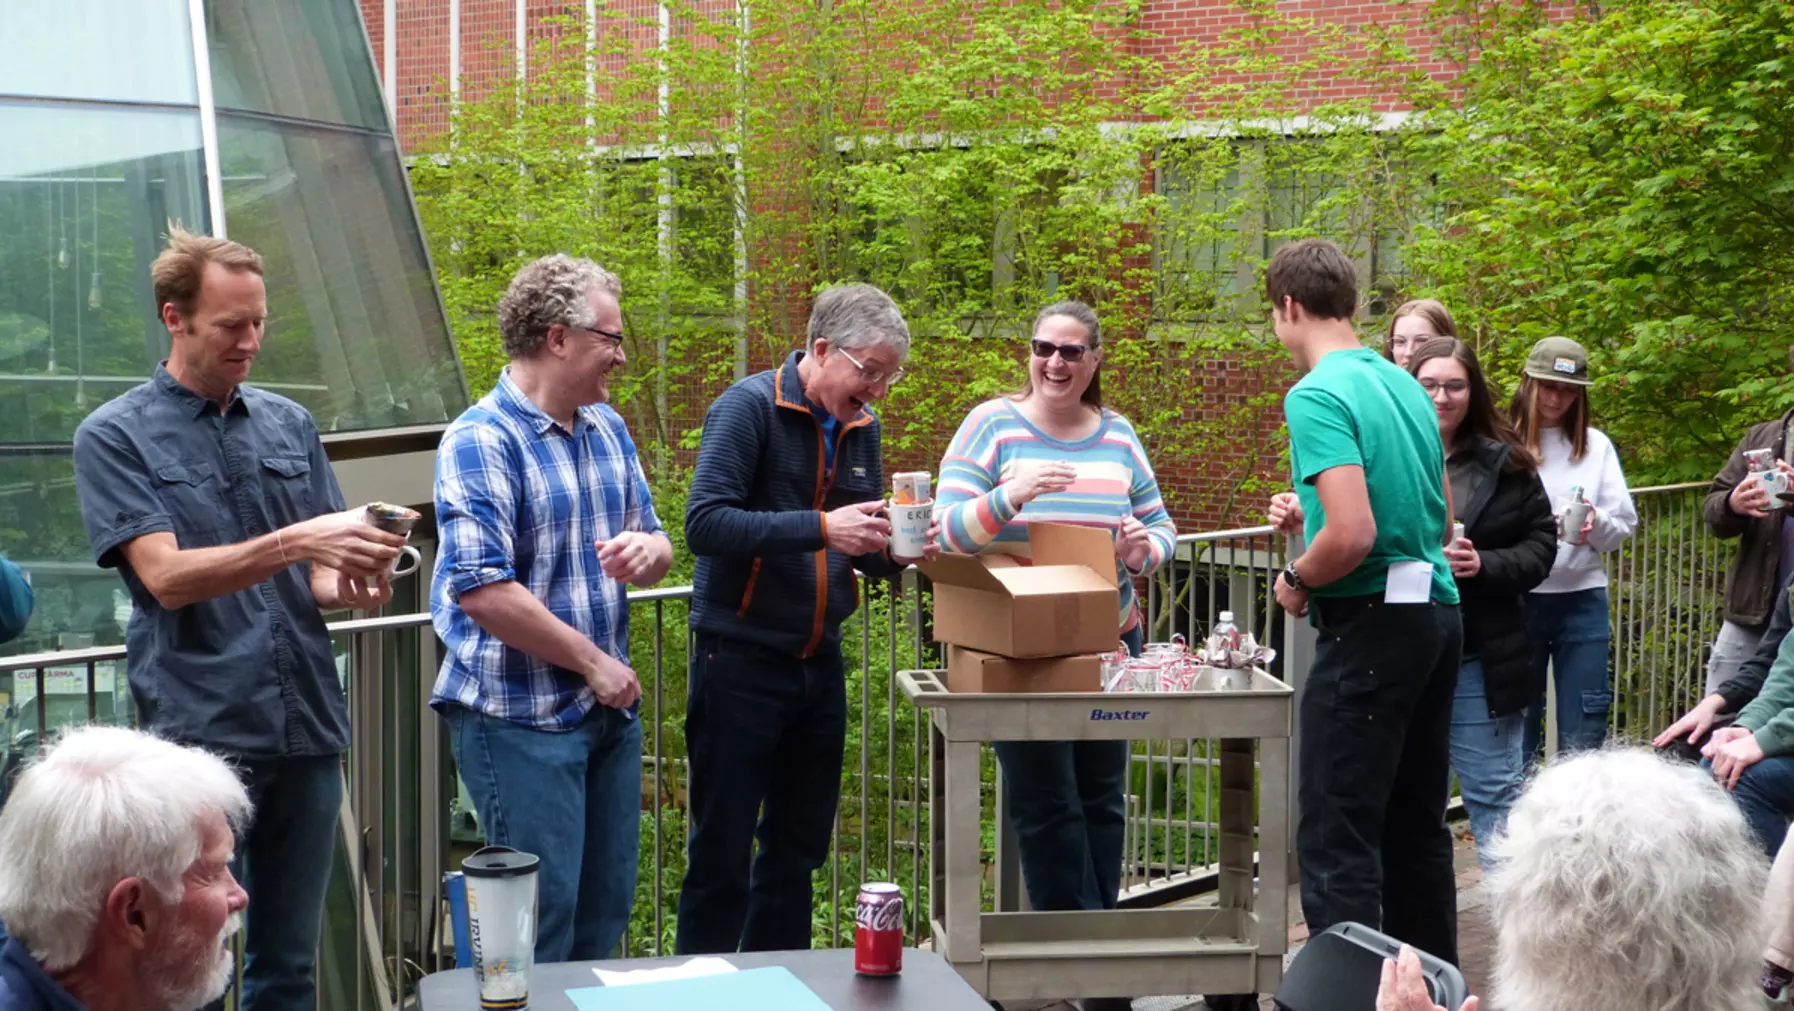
907, 522, 1295, 1004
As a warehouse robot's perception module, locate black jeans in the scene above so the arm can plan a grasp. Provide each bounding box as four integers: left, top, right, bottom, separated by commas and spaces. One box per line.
1298, 595, 1463, 966
675, 633, 846, 954
993, 625, 1145, 912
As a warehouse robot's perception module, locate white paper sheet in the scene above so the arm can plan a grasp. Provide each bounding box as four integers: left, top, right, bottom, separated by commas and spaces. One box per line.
592, 956, 739, 988
1384, 561, 1433, 604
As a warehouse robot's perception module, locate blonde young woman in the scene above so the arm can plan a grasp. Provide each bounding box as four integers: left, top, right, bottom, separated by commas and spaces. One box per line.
1383, 298, 1457, 370
1508, 337, 1637, 758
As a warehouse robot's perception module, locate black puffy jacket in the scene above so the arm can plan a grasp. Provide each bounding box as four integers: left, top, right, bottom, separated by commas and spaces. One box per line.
1453, 437, 1557, 717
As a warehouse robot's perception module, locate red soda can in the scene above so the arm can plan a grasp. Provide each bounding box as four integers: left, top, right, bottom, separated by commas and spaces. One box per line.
854, 882, 904, 976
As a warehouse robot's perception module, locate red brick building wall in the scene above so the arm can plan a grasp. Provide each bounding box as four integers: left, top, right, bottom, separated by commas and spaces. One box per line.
359, 0, 1460, 533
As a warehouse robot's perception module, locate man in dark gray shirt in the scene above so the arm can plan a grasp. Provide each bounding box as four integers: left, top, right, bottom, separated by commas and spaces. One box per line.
72, 228, 406, 1011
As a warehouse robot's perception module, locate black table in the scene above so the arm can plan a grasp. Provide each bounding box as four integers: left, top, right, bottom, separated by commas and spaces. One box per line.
416, 948, 990, 1010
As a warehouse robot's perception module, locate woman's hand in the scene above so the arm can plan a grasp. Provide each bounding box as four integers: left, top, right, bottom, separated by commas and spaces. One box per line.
1376, 945, 1479, 1011
1118, 515, 1153, 572
1006, 461, 1077, 508
1443, 537, 1480, 578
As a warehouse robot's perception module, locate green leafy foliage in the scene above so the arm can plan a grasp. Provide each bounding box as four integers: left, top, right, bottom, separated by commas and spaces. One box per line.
1402, 0, 1794, 481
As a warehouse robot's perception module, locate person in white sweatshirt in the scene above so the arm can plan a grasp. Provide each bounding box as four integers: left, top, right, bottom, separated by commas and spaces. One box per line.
1507, 337, 1638, 758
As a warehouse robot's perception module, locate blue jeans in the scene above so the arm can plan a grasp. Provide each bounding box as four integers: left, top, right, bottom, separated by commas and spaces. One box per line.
992, 626, 1143, 912
676, 636, 846, 954
1723, 753, 1794, 857
447, 704, 643, 963
1448, 658, 1525, 872
1523, 587, 1613, 758
233, 755, 342, 1011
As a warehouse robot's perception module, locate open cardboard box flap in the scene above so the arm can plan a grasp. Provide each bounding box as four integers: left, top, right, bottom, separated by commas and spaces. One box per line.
921, 521, 1121, 658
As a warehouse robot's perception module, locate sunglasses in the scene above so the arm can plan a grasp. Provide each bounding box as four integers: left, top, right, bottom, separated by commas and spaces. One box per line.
1031, 339, 1091, 363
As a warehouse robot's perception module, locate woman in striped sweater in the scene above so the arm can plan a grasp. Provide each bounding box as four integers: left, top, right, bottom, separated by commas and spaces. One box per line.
935, 302, 1176, 963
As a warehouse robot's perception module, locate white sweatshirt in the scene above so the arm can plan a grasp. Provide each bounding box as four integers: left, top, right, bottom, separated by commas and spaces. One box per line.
1534, 426, 1638, 593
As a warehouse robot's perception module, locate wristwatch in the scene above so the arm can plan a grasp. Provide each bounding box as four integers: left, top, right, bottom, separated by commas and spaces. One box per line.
1281, 561, 1307, 591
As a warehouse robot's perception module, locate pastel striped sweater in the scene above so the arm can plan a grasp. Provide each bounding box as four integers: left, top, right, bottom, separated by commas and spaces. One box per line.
935, 399, 1178, 632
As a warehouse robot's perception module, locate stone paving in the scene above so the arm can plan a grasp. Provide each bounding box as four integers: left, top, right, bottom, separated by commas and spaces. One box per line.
1005, 823, 1492, 1011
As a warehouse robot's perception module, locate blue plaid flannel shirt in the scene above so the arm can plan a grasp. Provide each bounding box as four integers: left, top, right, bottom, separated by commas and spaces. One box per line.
430, 370, 666, 729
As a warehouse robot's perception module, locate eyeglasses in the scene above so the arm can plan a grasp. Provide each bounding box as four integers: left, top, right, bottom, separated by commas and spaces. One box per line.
838, 347, 905, 387
571, 324, 624, 346
1419, 379, 1471, 397
1031, 339, 1091, 363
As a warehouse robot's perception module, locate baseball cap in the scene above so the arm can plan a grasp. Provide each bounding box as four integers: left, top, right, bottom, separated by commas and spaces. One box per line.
1522, 336, 1592, 387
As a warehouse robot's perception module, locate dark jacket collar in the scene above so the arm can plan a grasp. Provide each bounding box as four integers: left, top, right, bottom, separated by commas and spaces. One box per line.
0, 936, 86, 1010
1454, 436, 1510, 530
153, 362, 250, 419
773, 350, 875, 430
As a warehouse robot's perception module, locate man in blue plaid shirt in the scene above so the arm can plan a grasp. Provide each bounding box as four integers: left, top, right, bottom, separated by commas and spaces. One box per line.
430, 255, 673, 963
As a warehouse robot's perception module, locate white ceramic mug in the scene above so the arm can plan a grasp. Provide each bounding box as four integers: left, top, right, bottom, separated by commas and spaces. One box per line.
889, 500, 933, 560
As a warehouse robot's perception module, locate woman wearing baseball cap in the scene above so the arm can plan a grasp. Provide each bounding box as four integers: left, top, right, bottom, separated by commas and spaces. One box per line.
1508, 336, 1638, 760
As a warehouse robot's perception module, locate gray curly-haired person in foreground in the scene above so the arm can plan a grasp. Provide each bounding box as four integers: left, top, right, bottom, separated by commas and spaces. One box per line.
1377, 747, 1767, 1011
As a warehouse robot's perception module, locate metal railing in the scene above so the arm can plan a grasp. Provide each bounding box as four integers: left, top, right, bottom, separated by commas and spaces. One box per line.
0, 486, 1725, 1006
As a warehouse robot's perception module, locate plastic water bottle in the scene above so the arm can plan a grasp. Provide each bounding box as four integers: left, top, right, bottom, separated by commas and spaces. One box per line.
1560, 486, 1592, 546
1214, 610, 1241, 652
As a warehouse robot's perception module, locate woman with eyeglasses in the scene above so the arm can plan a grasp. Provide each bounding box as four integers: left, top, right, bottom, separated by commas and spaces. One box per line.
1384, 298, 1458, 370
1407, 337, 1556, 869
935, 302, 1175, 1008
1508, 337, 1637, 759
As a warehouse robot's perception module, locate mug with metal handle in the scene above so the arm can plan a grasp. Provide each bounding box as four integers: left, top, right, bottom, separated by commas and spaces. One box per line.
364, 502, 423, 579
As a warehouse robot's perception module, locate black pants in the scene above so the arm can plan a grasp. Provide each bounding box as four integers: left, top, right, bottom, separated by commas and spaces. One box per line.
675, 633, 846, 954
1298, 595, 1463, 966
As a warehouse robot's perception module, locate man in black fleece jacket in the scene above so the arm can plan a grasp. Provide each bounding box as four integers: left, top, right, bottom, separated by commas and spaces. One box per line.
676, 283, 934, 954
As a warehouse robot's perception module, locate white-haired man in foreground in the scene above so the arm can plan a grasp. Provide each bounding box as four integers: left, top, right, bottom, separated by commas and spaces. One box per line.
1378, 746, 1767, 1011
0, 726, 250, 1011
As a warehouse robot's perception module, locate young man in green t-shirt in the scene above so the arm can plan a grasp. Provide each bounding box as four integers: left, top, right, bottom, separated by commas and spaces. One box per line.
1266, 238, 1464, 967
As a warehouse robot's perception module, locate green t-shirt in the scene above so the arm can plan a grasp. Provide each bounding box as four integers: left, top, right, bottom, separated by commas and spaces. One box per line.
1285, 347, 1459, 604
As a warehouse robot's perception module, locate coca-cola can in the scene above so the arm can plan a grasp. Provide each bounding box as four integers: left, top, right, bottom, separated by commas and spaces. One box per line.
854, 882, 904, 976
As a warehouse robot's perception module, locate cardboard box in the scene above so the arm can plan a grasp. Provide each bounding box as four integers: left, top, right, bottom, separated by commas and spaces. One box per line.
946, 646, 1103, 694
922, 522, 1119, 658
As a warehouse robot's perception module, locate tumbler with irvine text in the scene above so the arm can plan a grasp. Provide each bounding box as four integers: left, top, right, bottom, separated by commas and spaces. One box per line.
889, 471, 934, 560
462, 846, 539, 1010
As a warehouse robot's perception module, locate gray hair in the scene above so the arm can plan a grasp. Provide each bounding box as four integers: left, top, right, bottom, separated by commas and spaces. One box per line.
1486, 747, 1765, 1011
1032, 300, 1102, 348
497, 253, 624, 359
806, 283, 910, 357
0, 726, 251, 970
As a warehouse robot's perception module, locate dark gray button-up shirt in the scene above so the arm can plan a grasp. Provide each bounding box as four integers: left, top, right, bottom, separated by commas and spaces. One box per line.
73, 366, 349, 757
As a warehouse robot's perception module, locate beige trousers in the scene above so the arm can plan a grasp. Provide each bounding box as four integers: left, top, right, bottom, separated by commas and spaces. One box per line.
1769, 824, 1794, 969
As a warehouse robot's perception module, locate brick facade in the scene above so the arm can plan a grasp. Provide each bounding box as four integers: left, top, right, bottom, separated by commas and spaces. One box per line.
360, 0, 1458, 533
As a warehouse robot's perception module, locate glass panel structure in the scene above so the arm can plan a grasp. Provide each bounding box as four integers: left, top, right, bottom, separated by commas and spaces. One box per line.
207, 0, 388, 130
0, 0, 198, 106
0, 0, 467, 658
219, 114, 461, 428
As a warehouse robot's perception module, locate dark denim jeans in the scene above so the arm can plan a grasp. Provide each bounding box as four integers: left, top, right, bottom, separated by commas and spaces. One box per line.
233, 754, 342, 1011
447, 704, 643, 963
1722, 753, 1794, 857
993, 625, 1144, 912
1298, 595, 1462, 967
1522, 587, 1613, 758
675, 635, 846, 954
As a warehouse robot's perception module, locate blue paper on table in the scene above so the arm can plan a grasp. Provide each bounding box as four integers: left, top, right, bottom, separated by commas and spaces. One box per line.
565, 965, 831, 1011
